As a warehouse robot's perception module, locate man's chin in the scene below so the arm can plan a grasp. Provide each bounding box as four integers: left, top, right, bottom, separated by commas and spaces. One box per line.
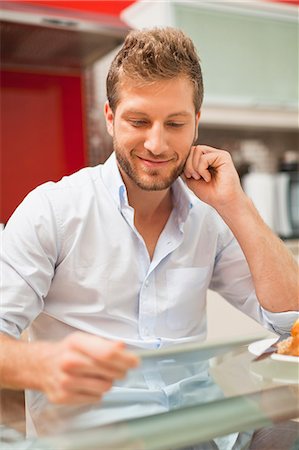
116, 152, 184, 191
133, 174, 178, 191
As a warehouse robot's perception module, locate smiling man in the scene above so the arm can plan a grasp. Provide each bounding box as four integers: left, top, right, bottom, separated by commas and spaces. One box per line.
104, 75, 201, 258
0, 28, 298, 438
108, 78, 199, 191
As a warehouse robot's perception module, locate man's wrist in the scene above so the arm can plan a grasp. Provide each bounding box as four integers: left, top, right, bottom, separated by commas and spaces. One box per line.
214, 191, 253, 225
1, 338, 52, 392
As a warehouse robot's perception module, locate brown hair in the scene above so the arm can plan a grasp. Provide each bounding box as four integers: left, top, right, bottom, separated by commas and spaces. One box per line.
106, 27, 204, 113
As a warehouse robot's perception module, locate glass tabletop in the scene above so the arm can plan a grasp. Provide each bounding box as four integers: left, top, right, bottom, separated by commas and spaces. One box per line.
1, 335, 298, 450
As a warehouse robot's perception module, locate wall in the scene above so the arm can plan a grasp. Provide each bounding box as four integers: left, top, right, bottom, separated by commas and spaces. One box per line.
207, 290, 276, 340
0, 70, 86, 223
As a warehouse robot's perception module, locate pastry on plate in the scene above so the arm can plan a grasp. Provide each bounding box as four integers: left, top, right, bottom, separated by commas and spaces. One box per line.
277, 318, 299, 357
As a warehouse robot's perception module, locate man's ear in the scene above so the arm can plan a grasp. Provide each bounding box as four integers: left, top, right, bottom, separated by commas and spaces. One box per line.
194, 111, 201, 142
104, 101, 114, 137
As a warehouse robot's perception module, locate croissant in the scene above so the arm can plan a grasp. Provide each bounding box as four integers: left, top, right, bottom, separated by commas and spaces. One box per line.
277, 318, 299, 357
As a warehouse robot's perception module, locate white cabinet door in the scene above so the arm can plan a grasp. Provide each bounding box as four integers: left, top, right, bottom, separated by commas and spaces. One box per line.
174, 3, 298, 110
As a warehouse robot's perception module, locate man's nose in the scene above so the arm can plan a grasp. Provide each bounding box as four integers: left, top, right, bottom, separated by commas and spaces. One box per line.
144, 123, 168, 155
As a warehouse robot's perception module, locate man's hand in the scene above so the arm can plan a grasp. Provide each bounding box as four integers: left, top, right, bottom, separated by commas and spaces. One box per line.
35, 332, 139, 404
0, 332, 139, 405
183, 145, 245, 211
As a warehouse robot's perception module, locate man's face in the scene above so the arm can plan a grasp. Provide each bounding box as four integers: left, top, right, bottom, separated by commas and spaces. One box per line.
105, 76, 200, 191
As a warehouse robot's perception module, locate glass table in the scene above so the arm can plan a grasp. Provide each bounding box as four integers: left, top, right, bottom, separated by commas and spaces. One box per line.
1, 335, 298, 450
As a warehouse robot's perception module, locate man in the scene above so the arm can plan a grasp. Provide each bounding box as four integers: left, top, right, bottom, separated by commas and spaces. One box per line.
0, 28, 298, 437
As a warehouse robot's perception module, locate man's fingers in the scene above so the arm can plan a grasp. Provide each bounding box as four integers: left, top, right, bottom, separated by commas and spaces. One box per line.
64, 375, 113, 396
196, 152, 221, 182
60, 353, 127, 380
184, 146, 211, 182
65, 333, 140, 372
184, 146, 200, 179
48, 389, 104, 405
184, 146, 226, 182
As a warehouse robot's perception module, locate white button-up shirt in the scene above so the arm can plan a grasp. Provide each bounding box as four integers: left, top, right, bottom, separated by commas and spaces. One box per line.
1, 152, 296, 438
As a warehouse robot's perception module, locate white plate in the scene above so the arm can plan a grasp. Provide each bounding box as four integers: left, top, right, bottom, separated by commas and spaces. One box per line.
248, 338, 299, 384
248, 338, 299, 363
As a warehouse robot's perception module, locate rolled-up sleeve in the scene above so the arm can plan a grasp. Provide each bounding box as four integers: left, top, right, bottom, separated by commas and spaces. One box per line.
0, 187, 59, 338
261, 308, 298, 334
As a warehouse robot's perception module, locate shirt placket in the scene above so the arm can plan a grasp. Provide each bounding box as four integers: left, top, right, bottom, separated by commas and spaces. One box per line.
120, 192, 187, 346
139, 220, 185, 345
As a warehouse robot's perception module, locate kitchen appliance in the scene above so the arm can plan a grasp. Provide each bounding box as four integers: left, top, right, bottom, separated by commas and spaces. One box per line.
0, 1, 129, 71
242, 171, 299, 239
241, 142, 299, 239
275, 172, 299, 239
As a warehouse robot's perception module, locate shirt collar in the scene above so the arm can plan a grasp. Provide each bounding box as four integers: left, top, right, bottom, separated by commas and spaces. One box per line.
172, 176, 194, 226
101, 152, 128, 208
101, 152, 194, 223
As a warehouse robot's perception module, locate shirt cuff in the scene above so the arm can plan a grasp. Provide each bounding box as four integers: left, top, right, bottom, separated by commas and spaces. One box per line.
0, 318, 22, 339
261, 307, 299, 334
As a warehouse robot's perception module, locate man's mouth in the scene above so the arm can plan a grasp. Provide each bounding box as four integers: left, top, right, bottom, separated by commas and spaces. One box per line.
137, 156, 173, 167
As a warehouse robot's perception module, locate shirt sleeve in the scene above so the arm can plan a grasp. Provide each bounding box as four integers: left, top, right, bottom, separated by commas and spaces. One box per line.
209, 227, 298, 335
261, 308, 298, 334
1, 187, 59, 338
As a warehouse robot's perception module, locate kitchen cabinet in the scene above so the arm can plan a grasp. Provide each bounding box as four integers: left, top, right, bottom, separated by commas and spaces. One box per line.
174, 3, 297, 109
122, 1, 298, 128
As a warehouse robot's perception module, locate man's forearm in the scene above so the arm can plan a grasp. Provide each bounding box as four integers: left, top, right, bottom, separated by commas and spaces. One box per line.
217, 194, 299, 312
0, 333, 45, 390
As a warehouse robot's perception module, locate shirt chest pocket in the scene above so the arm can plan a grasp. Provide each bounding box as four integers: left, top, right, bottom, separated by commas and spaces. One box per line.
166, 267, 210, 331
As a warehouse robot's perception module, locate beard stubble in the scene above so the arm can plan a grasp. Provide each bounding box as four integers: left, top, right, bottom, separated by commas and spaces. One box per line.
113, 137, 189, 191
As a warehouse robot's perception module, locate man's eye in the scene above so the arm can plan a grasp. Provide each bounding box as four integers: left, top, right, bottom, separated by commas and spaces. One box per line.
167, 122, 184, 128
130, 120, 147, 127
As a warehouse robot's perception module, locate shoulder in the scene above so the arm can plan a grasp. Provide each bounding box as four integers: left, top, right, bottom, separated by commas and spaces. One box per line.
37, 165, 102, 196
25, 164, 104, 213
5, 165, 104, 235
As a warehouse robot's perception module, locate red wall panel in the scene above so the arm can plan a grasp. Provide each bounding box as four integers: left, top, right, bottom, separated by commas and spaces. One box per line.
0, 70, 86, 223
19, 1, 137, 16
19, 0, 299, 9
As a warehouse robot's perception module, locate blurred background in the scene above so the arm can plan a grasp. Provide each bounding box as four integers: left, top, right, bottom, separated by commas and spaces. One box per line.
1, 0, 298, 337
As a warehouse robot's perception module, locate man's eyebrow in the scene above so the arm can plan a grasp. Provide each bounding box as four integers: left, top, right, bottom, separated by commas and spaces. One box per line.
167, 111, 192, 118
123, 110, 192, 118
122, 110, 147, 116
